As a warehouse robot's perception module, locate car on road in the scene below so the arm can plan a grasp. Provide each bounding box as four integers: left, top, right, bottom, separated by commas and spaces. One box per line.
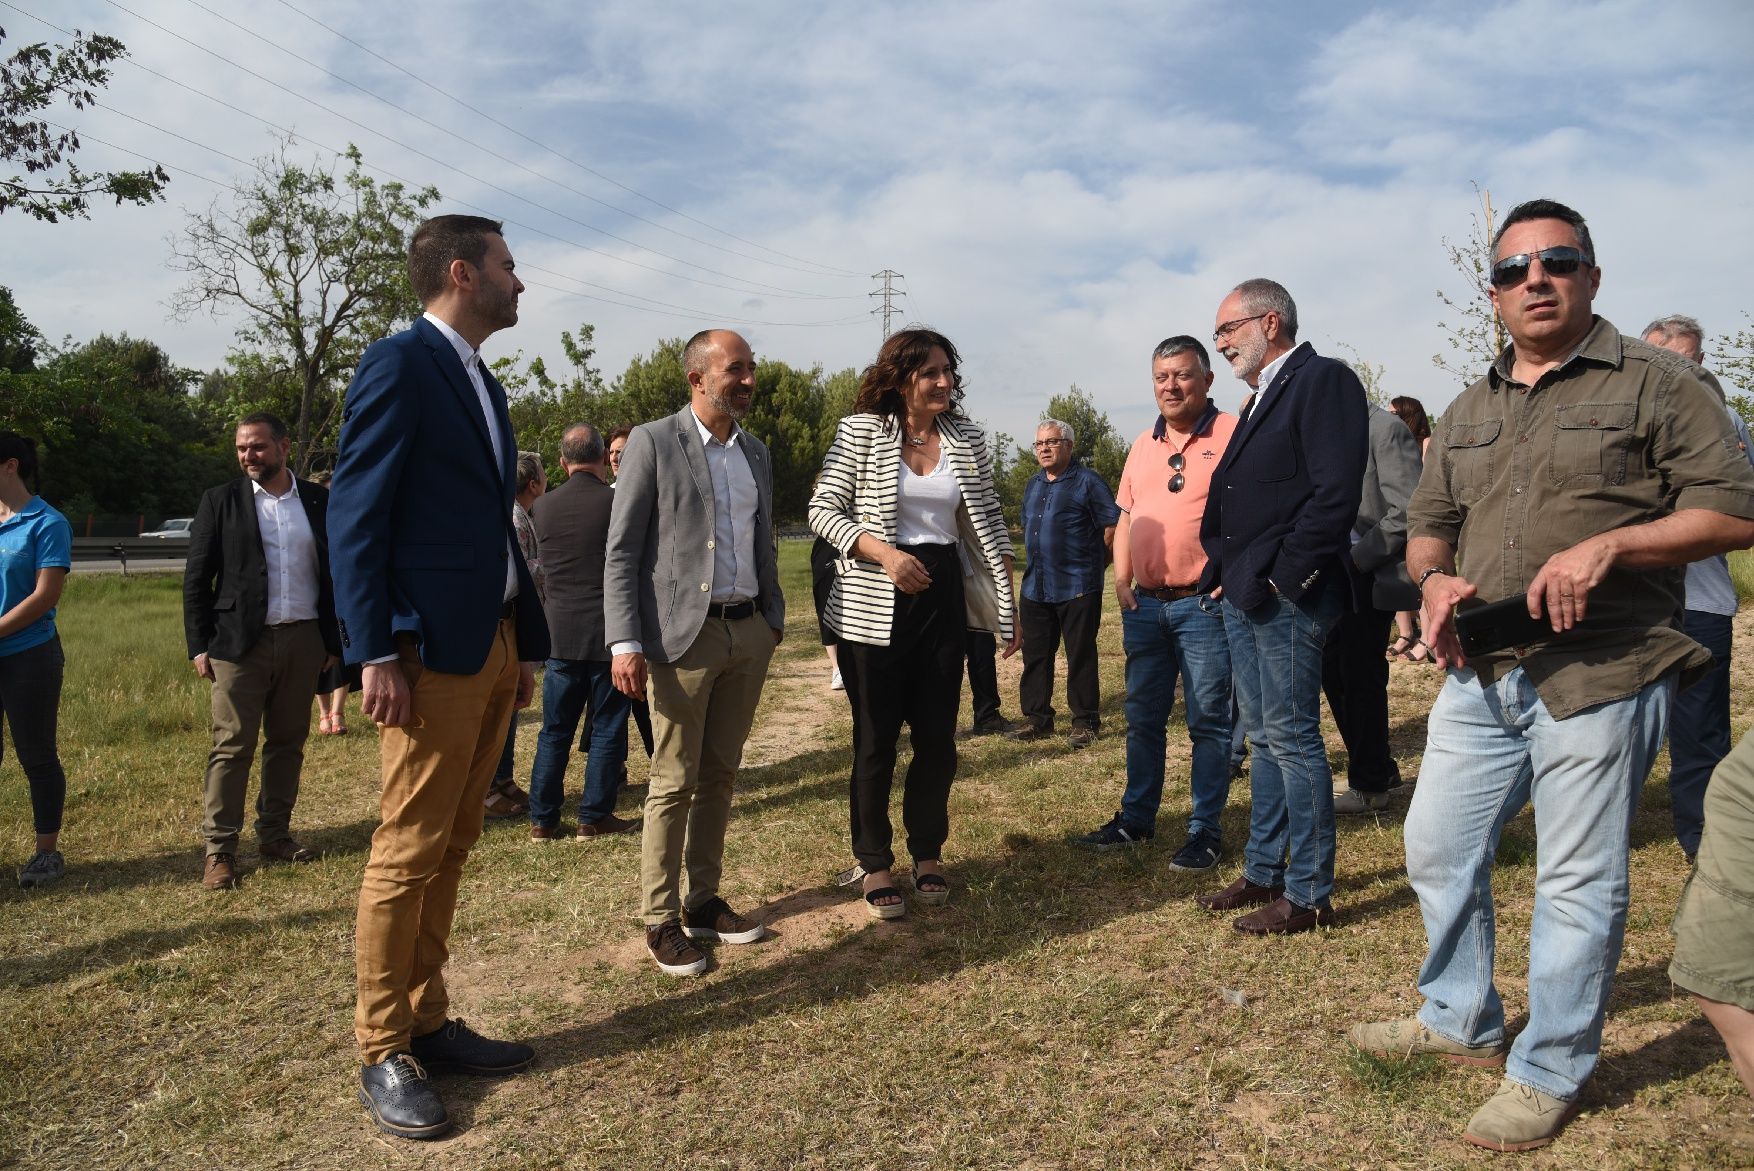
140, 518, 194, 539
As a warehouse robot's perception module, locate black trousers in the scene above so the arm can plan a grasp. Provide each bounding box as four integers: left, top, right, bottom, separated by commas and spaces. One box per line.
841, 543, 965, 873
1319, 599, 1401, 793
0, 636, 67, 835
966, 631, 999, 725
1018, 591, 1103, 732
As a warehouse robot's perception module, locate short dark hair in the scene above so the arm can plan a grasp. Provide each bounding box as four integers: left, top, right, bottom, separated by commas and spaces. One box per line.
238, 411, 289, 441
560, 423, 604, 465
1491, 198, 1594, 265
606, 424, 634, 447
1152, 335, 1211, 373
853, 326, 966, 425
408, 215, 505, 306
683, 329, 749, 376
0, 431, 39, 483
1389, 395, 1431, 442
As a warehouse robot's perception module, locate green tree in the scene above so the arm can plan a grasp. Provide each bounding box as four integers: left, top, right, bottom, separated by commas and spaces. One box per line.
1, 26, 168, 222
1335, 344, 1390, 408
0, 285, 42, 371
998, 386, 1126, 523
607, 337, 691, 428
501, 322, 607, 483
1433, 183, 1506, 385
1712, 311, 1754, 429
169, 139, 438, 475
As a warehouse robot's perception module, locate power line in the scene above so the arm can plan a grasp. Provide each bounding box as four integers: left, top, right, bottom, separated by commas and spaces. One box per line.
89, 0, 857, 302
870, 270, 905, 340
518, 275, 870, 329
266, 0, 863, 280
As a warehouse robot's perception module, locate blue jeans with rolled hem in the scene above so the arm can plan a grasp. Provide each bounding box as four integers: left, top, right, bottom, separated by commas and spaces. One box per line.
1667, 609, 1733, 857
528, 658, 630, 827
1406, 666, 1673, 1101
1118, 593, 1232, 837
1222, 578, 1342, 908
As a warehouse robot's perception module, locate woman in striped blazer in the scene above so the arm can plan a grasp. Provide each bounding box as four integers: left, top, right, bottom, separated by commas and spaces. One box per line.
808, 328, 1017, 919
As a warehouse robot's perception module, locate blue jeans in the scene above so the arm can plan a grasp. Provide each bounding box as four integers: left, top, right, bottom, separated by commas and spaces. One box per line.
1667, 610, 1733, 857
1406, 666, 1673, 1101
1223, 580, 1343, 908
527, 658, 630, 827
1118, 593, 1232, 837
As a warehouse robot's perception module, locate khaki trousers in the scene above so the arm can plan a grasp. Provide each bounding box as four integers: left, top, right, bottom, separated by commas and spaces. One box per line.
354, 618, 519, 1064
640, 614, 774, 924
202, 620, 326, 855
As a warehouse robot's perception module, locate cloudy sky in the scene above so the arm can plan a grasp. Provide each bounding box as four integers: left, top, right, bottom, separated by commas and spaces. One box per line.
7, 0, 1754, 446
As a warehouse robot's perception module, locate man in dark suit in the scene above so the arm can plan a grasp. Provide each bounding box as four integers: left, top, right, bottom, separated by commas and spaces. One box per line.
526, 422, 634, 840
184, 411, 340, 891
607, 329, 784, 978
1325, 401, 1424, 814
1194, 278, 1367, 935
329, 215, 551, 1140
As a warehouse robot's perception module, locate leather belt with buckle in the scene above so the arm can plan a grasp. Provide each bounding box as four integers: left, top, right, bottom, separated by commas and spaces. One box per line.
707, 600, 756, 620
1135, 584, 1200, 601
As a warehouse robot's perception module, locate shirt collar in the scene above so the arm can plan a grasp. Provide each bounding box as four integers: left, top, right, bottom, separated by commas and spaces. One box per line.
1152, 401, 1221, 442
249, 476, 299, 501
1489, 315, 1620, 390
1254, 346, 1293, 394
423, 311, 479, 370
0, 496, 46, 528
690, 405, 742, 448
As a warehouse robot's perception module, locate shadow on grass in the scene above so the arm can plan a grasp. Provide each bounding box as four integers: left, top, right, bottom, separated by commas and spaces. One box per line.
1592, 1016, 1727, 1108
0, 905, 351, 991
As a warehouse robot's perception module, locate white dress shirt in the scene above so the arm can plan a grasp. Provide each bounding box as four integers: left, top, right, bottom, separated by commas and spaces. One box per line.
252, 477, 321, 626
423, 312, 518, 603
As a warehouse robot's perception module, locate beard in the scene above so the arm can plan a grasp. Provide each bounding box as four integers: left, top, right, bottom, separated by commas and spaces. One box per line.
243, 458, 284, 483
1226, 332, 1268, 383
708, 386, 751, 420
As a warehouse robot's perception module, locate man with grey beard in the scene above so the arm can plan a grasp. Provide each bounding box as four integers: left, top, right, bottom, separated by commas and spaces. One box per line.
1193, 279, 1367, 936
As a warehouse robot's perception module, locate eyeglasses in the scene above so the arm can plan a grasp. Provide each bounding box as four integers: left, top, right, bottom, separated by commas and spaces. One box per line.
1489, 246, 1589, 289
1213, 313, 1268, 344
1033, 439, 1069, 450
1168, 452, 1185, 493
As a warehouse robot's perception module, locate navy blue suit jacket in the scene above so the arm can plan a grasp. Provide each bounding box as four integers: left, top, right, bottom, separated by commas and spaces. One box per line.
1197, 342, 1368, 612
329, 316, 550, 673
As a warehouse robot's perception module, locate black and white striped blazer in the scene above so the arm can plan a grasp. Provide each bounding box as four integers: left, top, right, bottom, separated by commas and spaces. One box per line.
808, 411, 1015, 647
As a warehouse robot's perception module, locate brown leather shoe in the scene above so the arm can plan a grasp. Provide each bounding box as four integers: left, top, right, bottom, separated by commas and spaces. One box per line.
202, 852, 239, 890
576, 813, 641, 839
529, 823, 568, 841
1195, 875, 1282, 912
1233, 895, 1334, 935
484, 781, 528, 819
259, 838, 316, 864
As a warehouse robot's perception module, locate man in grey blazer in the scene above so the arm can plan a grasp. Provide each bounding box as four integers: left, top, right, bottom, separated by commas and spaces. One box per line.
1322, 400, 1423, 813
606, 329, 785, 977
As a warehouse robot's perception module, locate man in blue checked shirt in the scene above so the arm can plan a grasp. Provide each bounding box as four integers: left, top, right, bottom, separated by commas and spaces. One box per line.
1008, 419, 1119, 748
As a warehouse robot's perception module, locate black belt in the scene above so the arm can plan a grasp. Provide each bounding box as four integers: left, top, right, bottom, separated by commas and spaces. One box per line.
707, 600, 756, 620
1135, 584, 1201, 601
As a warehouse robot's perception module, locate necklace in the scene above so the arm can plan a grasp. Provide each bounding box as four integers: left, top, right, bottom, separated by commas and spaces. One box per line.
905, 421, 932, 447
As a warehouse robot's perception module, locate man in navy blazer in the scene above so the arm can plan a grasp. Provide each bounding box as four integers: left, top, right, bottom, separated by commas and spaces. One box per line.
330, 215, 550, 1140
1194, 278, 1367, 935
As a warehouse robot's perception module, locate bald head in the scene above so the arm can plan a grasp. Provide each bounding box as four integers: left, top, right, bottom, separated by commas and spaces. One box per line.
683, 329, 749, 376
560, 422, 605, 474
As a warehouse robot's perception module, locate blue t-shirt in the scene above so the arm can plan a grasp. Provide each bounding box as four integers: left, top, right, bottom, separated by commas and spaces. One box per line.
1020, 461, 1120, 604
0, 497, 73, 657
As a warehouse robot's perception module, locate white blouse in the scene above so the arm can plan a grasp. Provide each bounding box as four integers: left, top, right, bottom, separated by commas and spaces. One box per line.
893, 454, 960, 545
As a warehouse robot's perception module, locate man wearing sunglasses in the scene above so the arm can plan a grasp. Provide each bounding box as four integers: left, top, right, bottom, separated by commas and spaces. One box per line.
1355, 199, 1754, 1152
1193, 280, 1368, 936
1071, 337, 1236, 866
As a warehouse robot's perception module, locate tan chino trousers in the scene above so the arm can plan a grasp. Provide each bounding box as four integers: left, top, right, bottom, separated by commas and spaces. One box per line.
354, 618, 519, 1064
640, 614, 774, 924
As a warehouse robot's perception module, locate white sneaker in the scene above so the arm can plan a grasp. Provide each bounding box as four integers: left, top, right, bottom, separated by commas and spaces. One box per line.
830, 668, 845, 691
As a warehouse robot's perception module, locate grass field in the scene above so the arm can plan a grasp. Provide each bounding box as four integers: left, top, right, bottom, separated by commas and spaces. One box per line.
2, 548, 1751, 1170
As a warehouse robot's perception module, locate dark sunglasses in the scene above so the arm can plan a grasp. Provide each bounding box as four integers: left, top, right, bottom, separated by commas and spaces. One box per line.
1489, 246, 1589, 289
1168, 452, 1185, 493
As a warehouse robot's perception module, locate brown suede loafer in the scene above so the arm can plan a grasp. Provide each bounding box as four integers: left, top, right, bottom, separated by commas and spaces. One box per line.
259, 838, 317, 864
1195, 875, 1282, 913
1233, 895, 1334, 935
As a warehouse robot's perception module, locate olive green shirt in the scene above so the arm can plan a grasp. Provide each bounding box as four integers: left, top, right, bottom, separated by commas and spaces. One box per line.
1408, 316, 1754, 719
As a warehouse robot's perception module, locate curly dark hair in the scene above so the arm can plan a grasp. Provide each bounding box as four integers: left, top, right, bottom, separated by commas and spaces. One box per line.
851, 327, 966, 427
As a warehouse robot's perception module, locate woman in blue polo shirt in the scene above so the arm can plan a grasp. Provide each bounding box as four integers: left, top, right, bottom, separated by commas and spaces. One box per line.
0, 432, 72, 889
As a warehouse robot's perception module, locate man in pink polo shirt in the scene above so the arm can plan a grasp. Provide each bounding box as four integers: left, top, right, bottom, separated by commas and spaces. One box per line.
1071, 336, 1239, 872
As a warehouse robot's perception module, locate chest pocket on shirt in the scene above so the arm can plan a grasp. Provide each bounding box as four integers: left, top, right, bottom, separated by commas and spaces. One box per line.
1444, 419, 1501, 507
1552, 402, 1637, 486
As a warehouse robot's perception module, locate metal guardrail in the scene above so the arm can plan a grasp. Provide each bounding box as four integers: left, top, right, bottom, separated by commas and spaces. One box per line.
70, 537, 188, 573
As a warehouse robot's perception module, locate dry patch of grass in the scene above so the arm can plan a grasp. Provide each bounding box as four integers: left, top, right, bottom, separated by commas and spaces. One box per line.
2, 557, 1750, 1170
